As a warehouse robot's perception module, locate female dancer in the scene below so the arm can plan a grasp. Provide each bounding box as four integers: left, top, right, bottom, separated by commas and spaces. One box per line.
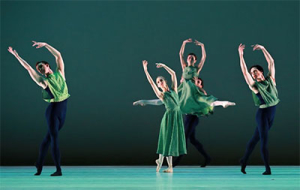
177, 38, 235, 166
134, 77, 234, 167
179, 38, 235, 115
142, 60, 186, 173
238, 44, 279, 175
8, 41, 70, 176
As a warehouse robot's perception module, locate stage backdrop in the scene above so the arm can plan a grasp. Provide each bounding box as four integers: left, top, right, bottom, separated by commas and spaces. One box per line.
1, 1, 299, 165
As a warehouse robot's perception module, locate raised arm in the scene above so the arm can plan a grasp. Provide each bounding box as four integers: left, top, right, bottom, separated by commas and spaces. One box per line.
194, 40, 206, 74
143, 60, 164, 100
32, 41, 65, 79
252, 44, 275, 83
179, 38, 192, 70
133, 99, 163, 106
8, 47, 46, 88
156, 63, 178, 93
238, 44, 257, 92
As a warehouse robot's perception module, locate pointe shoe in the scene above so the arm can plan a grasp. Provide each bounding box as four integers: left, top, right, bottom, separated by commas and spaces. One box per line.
163, 168, 173, 173
223, 102, 236, 108
50, 171, 62, 176
156, 159, 161, 172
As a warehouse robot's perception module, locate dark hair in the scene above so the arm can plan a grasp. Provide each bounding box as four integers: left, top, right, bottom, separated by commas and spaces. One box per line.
188, 53, 197, 61
249, 65, 264, 74
36, 61, 51, 70
197, 77, 204, 88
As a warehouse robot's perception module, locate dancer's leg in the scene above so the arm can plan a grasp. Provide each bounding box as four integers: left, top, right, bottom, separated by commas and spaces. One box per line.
164, 156, 173, 173
240, 127, 260, 174
35, 131, 51, 175
35, 103, 54, 176
47, 100, 67, 176
156, 154, 164, 172
189, 125, 211, 167
258, 106, 276, 175
211, 101, 236, 108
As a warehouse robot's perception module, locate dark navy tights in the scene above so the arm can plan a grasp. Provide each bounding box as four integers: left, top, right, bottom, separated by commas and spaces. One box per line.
173, 114, 210, 167
241, 106, 276, 171
36, 99, 68, 172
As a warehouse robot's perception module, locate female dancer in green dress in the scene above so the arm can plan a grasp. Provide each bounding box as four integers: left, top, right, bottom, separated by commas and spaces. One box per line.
135, 39, 235, 167
179, 38, 235, 116
142, 60, 187, 173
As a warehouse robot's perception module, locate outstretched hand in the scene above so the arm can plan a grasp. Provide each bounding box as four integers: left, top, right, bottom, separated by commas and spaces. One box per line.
143, 60, 148, 70
8, 47, 18, 57
156, 63, 166, 68
133, 100, 146, 106
194, 39, 204, 46
183, 38, 192, 43
252, 44, 264, 51
238, 43, 245, 55
32, 41, 47, 49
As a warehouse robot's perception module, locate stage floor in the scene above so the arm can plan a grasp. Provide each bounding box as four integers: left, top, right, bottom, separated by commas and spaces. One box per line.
0, 166, 299, 189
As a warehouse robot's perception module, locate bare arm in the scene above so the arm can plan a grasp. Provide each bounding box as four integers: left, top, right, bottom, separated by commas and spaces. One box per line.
252, 44, 275, 83
32, 41, 65, 79
238, 44, 257, 93
199, 88, 207, 95
8, 47, 46, 88
143, 60, 164, 100
194, 40, 206, 74
179, 38, 192, 70
133, 99, 163, 106
156, 63, 177, 93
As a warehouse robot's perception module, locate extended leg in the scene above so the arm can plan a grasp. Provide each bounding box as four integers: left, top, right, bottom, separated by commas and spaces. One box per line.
156, 154, 164, 172
189, 128, 211, 167
211, 101, 236, 108
257, 109, 271, 175
35, 132, 51, 175
240, 127, 260, 174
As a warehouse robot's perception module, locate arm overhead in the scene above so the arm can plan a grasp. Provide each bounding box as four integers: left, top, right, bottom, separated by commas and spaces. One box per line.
32, 41, 65, 79
143, 60, 164, 100
238, 44, 257, 93
156, 63, 178, 93
252, 44, 275, 84
194, 40, 206, 75
179, 38, 192, 70
8, 47, 46, 88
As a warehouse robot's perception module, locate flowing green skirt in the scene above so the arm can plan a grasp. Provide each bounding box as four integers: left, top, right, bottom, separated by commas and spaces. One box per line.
179, 80, 218, 116
156, 109, 187, 156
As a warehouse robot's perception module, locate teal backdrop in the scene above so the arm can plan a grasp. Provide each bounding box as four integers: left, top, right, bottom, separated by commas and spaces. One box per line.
1, 1, 299, 165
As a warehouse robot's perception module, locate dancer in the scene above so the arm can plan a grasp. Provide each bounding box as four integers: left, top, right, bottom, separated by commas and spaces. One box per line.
177, 38, 235, 166
238, 44, 279, 175
8, 41, 70, 176
179, 38, 235, 116
135, 39, 235, 167
141, 60, 186, 173
134, 77, 234, 167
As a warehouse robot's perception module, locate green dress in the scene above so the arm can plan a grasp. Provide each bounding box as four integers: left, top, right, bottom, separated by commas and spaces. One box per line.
178, 66, 217, 116
252, 75, 280, 108
156, 90, 187, 156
